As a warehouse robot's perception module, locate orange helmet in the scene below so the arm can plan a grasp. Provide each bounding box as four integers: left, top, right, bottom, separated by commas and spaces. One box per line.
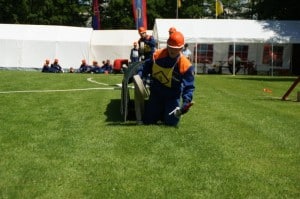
138, 27, 147, 34
168, 27, 176, 34
167, 31, 184, 48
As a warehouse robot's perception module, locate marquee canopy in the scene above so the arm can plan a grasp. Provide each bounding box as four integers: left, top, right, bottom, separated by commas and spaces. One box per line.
0, 24, 93, 69
89, 30, 145, 63
153, 19, 300, 45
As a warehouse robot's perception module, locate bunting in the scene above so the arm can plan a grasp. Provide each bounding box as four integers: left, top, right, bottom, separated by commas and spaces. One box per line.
215, 0, 224, 17
132, 0, 147, 29
92, 0, 100, 30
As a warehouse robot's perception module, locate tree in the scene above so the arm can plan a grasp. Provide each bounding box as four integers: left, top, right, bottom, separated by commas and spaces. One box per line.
0, 0, 90, 26
254, 0, 300, 20
101, 0, 134, 29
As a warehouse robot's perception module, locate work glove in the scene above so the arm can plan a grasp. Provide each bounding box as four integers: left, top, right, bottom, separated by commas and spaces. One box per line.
180, 102, 194, 114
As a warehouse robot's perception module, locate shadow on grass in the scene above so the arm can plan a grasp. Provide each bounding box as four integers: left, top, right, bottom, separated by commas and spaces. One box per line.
104, 99, 137, 126
232, 76, 298, 82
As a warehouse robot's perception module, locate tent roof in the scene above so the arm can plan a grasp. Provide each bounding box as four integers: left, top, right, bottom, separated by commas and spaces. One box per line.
153, 19, 300, 44
91, 29, 152, 46
0, 24, 92, 42
0, 25, 153, 46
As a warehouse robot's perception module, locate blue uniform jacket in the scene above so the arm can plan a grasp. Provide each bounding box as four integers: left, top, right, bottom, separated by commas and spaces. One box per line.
140, 48, 195, 106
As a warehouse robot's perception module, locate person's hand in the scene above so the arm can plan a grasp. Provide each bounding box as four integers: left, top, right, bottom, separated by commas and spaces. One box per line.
180, 102, 194, 114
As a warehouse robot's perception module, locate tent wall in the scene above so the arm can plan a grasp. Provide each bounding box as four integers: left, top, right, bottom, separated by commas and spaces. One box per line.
0, 26, 148, 71
89, 30, 151, 65
188, 43, 292, 73
0, 24, 93, 70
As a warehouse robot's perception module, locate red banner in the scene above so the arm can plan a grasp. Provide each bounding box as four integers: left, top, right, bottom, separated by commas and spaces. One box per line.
92, 0, 100, 30
132, 0, 147, 29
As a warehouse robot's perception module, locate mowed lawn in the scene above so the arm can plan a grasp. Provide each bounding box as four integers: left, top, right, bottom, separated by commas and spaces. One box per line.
0, 70, 299, 198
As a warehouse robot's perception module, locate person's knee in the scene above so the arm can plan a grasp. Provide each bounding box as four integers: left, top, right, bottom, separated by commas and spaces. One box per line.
164, 115, 179, 126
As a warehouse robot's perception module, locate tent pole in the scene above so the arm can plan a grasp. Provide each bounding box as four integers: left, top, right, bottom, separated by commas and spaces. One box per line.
176, 0, 178, 18
271, 43, 274, 76
195, 43, 198, 74
233, 42, 236, 76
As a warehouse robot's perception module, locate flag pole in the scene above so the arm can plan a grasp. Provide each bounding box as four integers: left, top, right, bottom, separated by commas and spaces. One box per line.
215, 0, 217, 19
176, 0, 178, 18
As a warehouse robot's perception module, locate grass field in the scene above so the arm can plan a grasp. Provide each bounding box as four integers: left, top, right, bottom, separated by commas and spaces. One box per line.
0, 70, 299, 198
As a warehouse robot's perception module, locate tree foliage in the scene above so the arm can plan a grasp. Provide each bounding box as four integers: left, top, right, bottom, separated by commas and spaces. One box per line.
254, 0, 300, 20
0, 0, 299, 29
0, 0, 90, 26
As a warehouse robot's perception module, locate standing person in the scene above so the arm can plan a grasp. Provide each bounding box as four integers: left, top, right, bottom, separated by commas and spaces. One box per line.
50, 58, 63, 73
136, 31, 195, 126
42, 59, 50, 72
182, 43, 192, 61
138, 26, 156, 61
130, 42, 140, 63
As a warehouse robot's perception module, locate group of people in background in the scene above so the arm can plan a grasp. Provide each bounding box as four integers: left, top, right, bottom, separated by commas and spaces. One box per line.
77, 59, 113, 74
42, 59, 113, 74
42, 58, 63, 73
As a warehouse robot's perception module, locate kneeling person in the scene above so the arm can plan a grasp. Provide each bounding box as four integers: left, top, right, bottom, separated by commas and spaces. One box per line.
137, 31, 195, 126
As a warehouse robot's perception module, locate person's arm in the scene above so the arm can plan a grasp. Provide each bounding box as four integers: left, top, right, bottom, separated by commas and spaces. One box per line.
181, 66, 195, 114
144, 36, 156, 48
130, 49, 133, 61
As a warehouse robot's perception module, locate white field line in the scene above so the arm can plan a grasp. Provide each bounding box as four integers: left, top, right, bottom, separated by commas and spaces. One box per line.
87, 77, 134, 89
0, 78, 121, 94
86, 77, 110, 86
0, 87, 119, 94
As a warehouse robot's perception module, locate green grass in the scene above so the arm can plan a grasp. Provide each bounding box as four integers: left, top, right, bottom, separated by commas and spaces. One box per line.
0, 70, 299, 198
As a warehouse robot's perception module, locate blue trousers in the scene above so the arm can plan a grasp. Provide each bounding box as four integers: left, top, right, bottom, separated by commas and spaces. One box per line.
143, 94, 180, 126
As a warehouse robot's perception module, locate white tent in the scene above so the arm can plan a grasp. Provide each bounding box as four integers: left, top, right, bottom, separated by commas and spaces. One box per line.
153, 19, 300, 45
0, 25, 154, 71
90, 30, 152, 64
153, 19, 300, 74
0, 24, 93, 70
1, 20, 299, 74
